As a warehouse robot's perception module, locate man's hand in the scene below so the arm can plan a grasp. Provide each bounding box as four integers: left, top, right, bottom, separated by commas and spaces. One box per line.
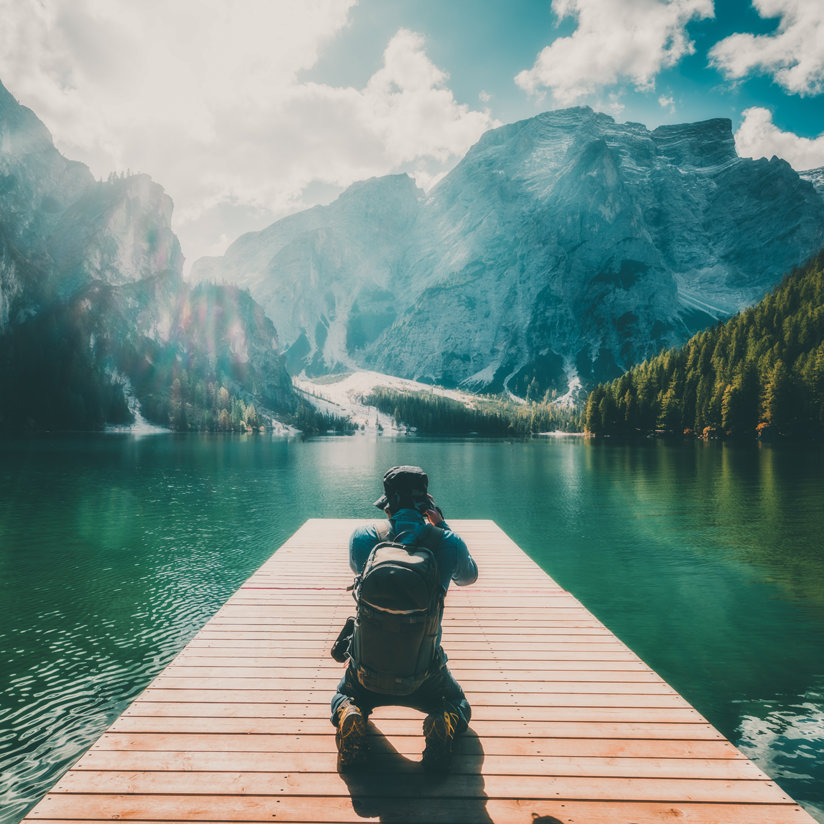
423, 494, 445, 527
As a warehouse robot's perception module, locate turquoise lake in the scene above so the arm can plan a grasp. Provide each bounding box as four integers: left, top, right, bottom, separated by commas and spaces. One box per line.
1, 433, 823, 821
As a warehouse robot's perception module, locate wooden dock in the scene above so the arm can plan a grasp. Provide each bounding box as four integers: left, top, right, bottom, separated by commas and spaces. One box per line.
23, 518, 817, 824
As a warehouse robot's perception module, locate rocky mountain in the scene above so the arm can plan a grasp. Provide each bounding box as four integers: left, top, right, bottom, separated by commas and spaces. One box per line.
0, 80, 297, 431
194, 174, 422, 377
193, 108, 824, 397
801, 166, 824, 199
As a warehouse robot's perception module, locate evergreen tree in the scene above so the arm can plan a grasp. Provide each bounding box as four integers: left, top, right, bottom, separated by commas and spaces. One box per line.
583, 250, 824, 439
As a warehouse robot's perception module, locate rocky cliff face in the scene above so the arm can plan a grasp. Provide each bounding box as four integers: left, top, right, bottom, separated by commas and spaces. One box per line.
0, 80, 183, 328
801, 167, 824, 200
0, 80, 295, 430
194, 108, 824, 396
1, 81, 91, 327
194, 173, 423, 375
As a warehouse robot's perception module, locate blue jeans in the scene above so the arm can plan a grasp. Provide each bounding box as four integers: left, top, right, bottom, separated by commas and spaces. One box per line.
331, 662, 471, 731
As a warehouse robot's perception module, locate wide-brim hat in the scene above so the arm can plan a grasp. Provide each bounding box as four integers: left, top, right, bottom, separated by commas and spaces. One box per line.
373, 465, 429, 510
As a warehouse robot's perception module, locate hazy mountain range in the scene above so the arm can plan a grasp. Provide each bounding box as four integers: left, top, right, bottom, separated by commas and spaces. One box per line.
2, 76, 823, 429
194, 108, 824, 399
0, 80, 295, 431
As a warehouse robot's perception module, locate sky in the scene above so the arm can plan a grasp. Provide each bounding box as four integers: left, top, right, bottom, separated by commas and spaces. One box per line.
0, 0, 822, 271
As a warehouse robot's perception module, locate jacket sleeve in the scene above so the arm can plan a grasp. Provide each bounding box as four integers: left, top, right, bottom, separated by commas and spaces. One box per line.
349, 526, 375, 574
443, 526, 478, 586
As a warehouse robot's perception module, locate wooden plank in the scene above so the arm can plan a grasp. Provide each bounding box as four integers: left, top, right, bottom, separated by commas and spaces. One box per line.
55, 770, 791, 804
195, 627, 617, 638
93, 732, 744, 758
174, 647, 640, 669
106, 714, 729, 739
75, 749, 768, 779
151, 675, 676, 692
22, 518, 816, 824
152, 678, 681, 694
149, 672, 667, 691
122, 701, 704, 723
138, 687, 695, 707
189, 638, 623, 650
185, 638, 632, 651
207, 621, 609, 631
161, 662, 656, 677
26, 796, 813, 823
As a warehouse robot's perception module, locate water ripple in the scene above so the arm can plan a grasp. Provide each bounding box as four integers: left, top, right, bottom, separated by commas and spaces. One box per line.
735, 685, 824, 823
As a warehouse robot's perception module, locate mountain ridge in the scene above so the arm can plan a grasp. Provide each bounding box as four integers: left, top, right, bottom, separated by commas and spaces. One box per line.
4, 77, 824, 431
0, 79, 305, 431
193, 106, 824, 397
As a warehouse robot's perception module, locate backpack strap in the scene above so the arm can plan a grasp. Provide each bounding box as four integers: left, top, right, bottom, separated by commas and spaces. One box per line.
349, 520, 395, 597
415, 524, 447, 598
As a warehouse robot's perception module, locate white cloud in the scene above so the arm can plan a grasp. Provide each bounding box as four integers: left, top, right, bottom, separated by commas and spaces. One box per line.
0, 3, 495, 268
515, 0, 713, 104
709, 0, 824, 96
658, 94, 676, 111
604, 93, 626, 118
735, 107, 824, 170
362, 30, 495, 165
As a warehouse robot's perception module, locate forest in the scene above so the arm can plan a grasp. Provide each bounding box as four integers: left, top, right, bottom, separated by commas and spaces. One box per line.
584, 250, 824, 439
0, 287, 352, 435
365, 387, 583, 436
0, 302, 131, 431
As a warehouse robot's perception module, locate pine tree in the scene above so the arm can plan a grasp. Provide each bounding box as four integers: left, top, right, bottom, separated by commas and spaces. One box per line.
584, 251, 824, 438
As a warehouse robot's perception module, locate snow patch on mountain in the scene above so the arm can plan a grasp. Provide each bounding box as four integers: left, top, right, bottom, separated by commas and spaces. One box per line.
553, 365, 585, 409
293, 370, 480, 434
800, 166, 824, 199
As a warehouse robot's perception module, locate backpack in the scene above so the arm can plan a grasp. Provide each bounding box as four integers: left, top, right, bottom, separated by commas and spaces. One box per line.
349, 521, 445, 696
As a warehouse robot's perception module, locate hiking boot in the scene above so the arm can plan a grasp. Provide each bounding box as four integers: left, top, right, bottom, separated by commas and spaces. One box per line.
422, 709, 460, 772
335, 702, 367, 770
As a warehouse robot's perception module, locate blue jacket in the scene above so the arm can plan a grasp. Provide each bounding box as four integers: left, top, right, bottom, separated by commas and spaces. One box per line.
349, 509, 478, 593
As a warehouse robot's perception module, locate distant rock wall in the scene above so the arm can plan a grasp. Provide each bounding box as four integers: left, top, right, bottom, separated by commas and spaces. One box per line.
0, 79, 296, 430
193, 107, 824, 396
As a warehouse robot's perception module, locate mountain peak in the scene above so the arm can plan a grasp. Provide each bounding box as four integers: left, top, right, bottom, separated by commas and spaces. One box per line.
193, 106, 824, 396
0, 78, 65, 161
338, 173, 422, 199
652, 117, 736, 167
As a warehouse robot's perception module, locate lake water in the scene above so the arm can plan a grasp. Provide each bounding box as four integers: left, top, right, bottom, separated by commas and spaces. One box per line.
1, 433, 823, 822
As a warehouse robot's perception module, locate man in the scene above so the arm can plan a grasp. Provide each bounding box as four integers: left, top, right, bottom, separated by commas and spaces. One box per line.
331, 465, 478, 772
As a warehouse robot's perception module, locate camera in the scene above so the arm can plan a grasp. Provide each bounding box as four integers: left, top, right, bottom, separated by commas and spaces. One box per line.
414, 494, 440, 514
